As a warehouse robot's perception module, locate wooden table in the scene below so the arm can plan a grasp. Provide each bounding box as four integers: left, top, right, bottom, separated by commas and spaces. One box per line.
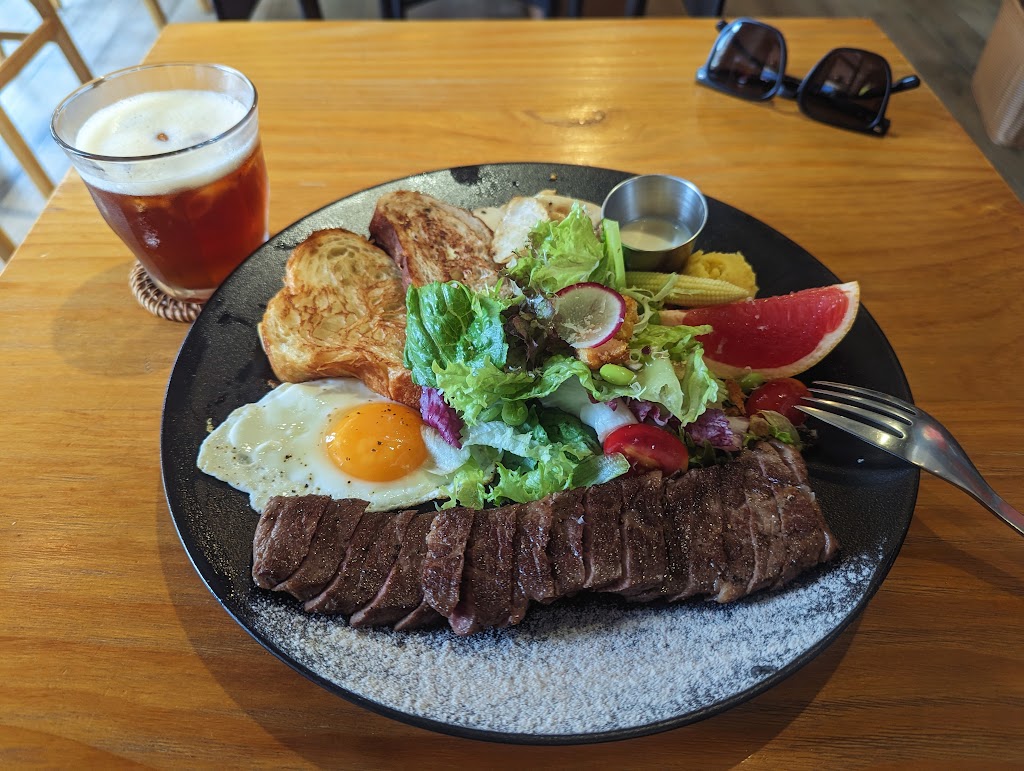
2, 18, 1022, 766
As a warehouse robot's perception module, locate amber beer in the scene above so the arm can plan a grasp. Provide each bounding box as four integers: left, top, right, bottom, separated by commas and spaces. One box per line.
52, 64, 269, 303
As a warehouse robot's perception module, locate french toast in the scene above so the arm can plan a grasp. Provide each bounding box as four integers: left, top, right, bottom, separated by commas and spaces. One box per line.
257, 228, 421, 408
369, 190, 497, 292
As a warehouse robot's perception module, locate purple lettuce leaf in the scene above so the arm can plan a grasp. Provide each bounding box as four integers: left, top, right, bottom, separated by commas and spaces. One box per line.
420, 387, 464, 448
685, 408, 742, 451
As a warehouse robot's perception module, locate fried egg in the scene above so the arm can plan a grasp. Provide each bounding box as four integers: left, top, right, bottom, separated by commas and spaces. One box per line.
197, 378, 469, 512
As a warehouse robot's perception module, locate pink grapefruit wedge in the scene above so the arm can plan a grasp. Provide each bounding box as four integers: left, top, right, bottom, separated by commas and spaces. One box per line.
661, 281, 860, 379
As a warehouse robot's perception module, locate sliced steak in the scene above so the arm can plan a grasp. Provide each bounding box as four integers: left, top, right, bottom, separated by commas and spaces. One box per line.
739, 452, 788, 593
275, 498, 368, 600
603, 472, 666, 597
303, 511, 391, 614
715, 462, 756, 602
252, 495, 334, 589
515, 499, 557, 605
754, 442, 839, 586
547, 488, 587, 598
770, 440, 839, 562
582, 479, 623, 589
350, 512, 437, 628
633, 471, 694, 602
673, 464, 727, 600
505, 504, 531, 626
335, 510, 417, 616
420, 507, 476, 617
393, 600, 444, 632
449, 507, 517, 635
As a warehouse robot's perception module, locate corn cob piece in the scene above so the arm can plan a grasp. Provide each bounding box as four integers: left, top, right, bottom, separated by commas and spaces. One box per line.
626, 271, 753, 307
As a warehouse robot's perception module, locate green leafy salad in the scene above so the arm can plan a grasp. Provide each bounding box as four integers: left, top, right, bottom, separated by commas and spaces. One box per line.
403, 205, 728, 510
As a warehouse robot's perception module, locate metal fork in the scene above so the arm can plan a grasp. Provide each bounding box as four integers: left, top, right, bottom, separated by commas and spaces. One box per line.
797, 380, 1024, 537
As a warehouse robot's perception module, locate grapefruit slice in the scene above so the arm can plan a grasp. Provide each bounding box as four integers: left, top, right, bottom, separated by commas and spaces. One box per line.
661, 281, 860, 379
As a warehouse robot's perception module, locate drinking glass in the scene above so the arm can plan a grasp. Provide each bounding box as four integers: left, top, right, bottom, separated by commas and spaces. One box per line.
51, 62, 270, 303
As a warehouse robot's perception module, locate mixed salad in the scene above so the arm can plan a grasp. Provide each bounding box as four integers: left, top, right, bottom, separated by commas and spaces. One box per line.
405, 205, 806, 509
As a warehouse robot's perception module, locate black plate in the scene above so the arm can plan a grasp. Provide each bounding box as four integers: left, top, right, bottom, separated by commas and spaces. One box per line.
161, 163, 918, 744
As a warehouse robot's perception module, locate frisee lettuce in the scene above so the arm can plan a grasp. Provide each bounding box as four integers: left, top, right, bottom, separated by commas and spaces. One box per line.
506, 204, 624, 293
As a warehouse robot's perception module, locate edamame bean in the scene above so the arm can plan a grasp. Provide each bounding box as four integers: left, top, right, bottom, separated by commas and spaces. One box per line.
599, 363, 636, 386
501, 401, 528, 426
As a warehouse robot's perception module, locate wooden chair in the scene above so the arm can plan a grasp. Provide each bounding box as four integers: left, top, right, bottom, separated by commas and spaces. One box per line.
565, 0, 725, 15
211, 0, 323, 20
0, 226, 15, 262
380, 1, 554, 17
0, 0, 92, 199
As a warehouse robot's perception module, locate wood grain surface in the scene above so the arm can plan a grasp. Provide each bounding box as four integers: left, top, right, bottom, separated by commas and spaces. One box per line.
1, 19, 1022, 767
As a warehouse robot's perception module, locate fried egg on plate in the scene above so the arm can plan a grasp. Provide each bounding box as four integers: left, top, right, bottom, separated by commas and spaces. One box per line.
197, 378, 469, 512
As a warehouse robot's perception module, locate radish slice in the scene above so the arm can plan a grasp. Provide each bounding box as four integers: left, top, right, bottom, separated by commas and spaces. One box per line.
553, 282, 626, 348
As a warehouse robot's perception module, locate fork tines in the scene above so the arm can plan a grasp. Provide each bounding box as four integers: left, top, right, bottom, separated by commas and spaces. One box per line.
798, 380, 916, 440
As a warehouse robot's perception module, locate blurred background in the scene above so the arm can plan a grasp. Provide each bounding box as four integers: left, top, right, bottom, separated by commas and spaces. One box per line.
0, 0, 1019, 267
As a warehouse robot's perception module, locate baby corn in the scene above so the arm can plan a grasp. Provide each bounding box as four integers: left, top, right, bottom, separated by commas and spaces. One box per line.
626, 271, 753, 307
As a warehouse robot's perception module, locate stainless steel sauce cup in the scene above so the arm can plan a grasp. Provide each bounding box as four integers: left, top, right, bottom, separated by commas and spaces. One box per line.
601, 174, 708, 272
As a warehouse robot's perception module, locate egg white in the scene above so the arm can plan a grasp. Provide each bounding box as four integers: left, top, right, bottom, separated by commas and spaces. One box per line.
197, 378, 469, 512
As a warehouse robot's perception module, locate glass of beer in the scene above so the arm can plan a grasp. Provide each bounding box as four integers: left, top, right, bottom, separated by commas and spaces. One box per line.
51, 62, 269, 303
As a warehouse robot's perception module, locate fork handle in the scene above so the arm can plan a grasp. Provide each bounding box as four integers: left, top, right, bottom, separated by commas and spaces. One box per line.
944, 462, 1024, 538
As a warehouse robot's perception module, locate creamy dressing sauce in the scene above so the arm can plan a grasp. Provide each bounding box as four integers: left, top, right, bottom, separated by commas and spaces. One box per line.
620, 217, 691, 252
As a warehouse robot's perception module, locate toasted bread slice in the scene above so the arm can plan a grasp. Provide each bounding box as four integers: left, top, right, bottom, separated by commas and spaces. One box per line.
369, 190, 497, 291
257, 228, 421, 408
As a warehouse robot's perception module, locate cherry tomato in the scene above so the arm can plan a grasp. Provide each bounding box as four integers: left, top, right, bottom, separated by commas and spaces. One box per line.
746, 378, 811, 425
603, 424, 689, 475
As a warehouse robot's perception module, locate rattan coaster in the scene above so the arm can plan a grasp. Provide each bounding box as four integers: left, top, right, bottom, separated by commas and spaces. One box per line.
129, 261, 203, 323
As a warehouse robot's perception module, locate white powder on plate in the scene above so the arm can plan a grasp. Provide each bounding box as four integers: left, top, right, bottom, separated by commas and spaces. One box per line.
251, 550, 878, 737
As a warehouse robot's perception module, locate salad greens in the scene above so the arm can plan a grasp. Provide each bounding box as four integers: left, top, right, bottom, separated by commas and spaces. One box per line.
404, 202, 722, 509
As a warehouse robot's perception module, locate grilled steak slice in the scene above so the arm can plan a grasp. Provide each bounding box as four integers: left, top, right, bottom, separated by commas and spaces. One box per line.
515, 499, 557, 604
716, 462, 756, 602
673, 465, 726, 601
505, 504, 531, 626
770, 441, 839, 562
350, 512, 437, 628
369, 190, 496, 292
449, 507, 518, 635
303, 511, 392, 614
547, 488, 587, 598
582, 479, 624, 589
335, 510, 417, 617
252, 495, 334, 589
421, 507, 476, 617
393, 600, 444, 632
632, 472, 694, 602
602, 472, 666, 596
275, 498, 368, 600
754, 442, 839, 586
741, 452, 788, 593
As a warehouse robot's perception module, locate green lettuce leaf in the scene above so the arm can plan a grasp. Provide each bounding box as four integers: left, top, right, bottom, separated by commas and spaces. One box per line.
569, 452, 630, 488
506, 204, 620, 294
403, 281, 509, 389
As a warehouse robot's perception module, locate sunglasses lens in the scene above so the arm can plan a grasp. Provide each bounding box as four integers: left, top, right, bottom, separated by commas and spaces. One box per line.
706, 23, 785, 99
800, 50, 890, 130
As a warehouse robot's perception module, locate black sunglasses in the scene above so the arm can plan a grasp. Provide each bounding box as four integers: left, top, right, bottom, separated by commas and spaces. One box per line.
696, 18, 921, 136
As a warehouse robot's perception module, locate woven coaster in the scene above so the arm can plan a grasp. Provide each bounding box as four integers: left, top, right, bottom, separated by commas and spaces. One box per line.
129, 261, 204, 323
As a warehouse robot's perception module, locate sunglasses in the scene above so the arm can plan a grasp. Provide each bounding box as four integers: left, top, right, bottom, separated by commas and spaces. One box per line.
696, 18, 921, 136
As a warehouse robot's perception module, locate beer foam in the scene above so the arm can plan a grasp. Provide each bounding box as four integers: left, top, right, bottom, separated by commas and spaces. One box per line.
74, 90, 256, 196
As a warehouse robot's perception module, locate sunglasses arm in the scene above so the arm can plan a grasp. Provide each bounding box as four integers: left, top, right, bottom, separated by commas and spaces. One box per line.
892, 75, 921, 94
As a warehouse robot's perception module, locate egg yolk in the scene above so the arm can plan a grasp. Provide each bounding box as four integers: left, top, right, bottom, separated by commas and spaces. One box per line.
324, 402, 428, 482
